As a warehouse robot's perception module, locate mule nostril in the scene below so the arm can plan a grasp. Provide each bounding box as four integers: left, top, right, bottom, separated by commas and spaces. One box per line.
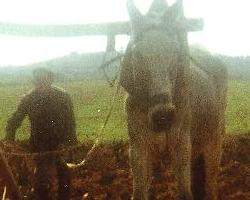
153, 111, 173, 124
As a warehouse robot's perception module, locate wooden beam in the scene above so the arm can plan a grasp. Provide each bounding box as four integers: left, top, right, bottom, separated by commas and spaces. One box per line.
0, 19, 203, 37
0, 21, 130, 37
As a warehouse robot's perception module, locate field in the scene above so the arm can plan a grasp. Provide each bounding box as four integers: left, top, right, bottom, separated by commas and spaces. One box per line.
0, 80, 249, 142
0, 80, 249, 199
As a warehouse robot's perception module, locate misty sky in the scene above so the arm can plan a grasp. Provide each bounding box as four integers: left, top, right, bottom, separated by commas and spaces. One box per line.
0, 0, 249, 66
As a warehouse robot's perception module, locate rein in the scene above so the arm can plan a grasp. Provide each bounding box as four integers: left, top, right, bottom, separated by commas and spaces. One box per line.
99, 51, 124, 87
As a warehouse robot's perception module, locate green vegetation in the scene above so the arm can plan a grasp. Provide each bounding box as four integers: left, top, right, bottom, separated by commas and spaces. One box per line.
0, 80, 249, 142
226, 81, 250, 133
0, 81, 127, 142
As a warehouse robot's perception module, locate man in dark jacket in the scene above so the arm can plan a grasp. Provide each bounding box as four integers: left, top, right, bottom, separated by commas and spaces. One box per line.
5, 68, 77, 200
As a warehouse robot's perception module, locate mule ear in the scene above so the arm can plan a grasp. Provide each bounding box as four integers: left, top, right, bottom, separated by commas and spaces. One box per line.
127, 0, 143, 25
119, 42, 135, 94
147, 0, 168, 17
163, 0, 185, 24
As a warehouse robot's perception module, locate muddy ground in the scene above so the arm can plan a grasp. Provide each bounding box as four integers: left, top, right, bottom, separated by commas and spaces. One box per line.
0, 132, 249, 200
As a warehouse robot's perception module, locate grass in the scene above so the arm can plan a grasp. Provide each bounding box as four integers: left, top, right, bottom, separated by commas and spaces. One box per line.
225, 80, 250, 133
0, 80, 249, 142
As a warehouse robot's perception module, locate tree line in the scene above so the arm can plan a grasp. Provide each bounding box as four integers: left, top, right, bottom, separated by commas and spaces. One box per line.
0, 52, 249, 85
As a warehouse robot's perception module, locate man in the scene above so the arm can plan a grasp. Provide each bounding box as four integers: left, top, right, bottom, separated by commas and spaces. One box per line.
5, 68, 77, 200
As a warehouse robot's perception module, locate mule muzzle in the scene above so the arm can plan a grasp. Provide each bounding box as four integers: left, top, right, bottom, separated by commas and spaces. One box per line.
148, 104, 176, 132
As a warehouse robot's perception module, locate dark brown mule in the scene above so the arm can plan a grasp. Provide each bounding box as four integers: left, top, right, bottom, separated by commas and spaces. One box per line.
120, 0, 228, 199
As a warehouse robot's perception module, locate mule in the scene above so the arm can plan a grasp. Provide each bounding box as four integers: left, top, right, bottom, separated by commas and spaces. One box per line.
120, 0, 228, 199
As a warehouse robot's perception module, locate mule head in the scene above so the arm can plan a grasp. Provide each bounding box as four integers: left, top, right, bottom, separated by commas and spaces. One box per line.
121, 0, 189, 132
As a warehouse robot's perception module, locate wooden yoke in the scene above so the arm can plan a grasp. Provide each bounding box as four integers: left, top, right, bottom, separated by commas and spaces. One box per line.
0, 17, 203, 47
0, 0, 203, 51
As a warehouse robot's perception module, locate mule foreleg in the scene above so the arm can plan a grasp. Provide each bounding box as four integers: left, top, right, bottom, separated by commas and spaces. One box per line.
203, 140, 222, 200
169, 133, 193, 200
127, 111, 153, 200
129, 142, 153, 200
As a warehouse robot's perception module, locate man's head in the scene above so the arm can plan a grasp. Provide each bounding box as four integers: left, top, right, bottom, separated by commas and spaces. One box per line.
32, 68, 54, 89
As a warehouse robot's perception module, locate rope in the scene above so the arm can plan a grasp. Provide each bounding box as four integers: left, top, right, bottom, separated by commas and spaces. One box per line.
1, 142, 87, 158
99, 54, 124, 71
99, 51, 124, 87
66, 52, 123, 168
67, 74, 122, 168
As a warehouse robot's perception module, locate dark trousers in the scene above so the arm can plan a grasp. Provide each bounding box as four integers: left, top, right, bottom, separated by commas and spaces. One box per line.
33, 156, 70, 200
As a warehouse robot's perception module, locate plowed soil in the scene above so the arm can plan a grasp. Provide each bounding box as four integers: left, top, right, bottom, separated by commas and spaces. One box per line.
0, 132, 249, 200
